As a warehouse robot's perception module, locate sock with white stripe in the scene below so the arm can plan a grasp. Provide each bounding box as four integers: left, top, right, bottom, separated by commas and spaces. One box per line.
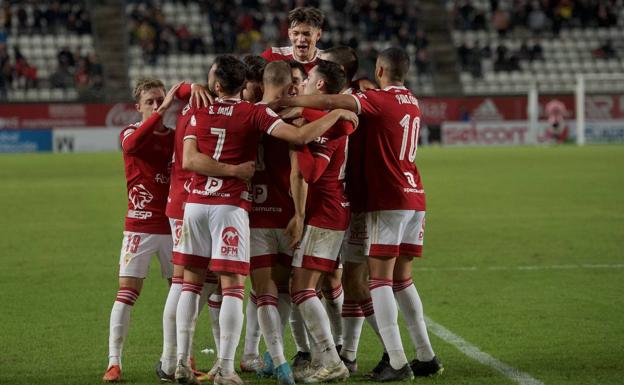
340, 300, 365, 361
393, 278, 435, 362
219, 286, 245, 375
161, 277, 183, 374
208, 291, 222, 356
243, 290, 261, 359
323, 284, 344, 347
108, 287, 139, 368
292, 289, 340, 366
277, 284, 291, 335
289, 302, 310, 353
360, 297, 386, 350
257, 294, 286, 366
176, 281, 203, 364
369, 278, 407, 369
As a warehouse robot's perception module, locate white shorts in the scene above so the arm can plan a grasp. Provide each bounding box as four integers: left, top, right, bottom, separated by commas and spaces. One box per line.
292, 225, 344, 272
365, 210, 425, 258
169, 218, 183, 248
250, 228, 293, 270
173, 203, 250, 275
341, 212, 368, 264
118, 231, 173, 279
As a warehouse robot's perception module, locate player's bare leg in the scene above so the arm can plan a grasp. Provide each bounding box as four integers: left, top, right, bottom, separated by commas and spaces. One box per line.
321, 267, 344, 351
367, 256, 413, 381
104, 277, 144, 382
214, 273, 246, 385
393, 256, 442, 377
174, 266, 205, 385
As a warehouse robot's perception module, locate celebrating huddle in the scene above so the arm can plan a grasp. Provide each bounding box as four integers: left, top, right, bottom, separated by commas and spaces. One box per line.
103, 6, 443, 385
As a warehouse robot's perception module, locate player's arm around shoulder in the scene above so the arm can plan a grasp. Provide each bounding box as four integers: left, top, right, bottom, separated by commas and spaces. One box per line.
271, 109, 358, 145
271, 93, 359, 114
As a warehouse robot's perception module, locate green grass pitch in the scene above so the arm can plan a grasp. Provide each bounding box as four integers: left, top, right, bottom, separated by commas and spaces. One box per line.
1, 145, 623, 385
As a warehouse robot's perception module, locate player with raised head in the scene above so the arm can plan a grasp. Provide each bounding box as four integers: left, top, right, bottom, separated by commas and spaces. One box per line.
287, 59, 354, 384
261, 7, 324, 73
273, 47, 443, 382
319, 45, 387, 375
102, 79, 179, 383
173, 55, 358, 385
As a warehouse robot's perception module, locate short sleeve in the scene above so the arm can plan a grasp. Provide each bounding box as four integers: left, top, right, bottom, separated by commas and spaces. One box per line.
255, 105, 284, 135
184, 114, 198, 139
351, 90, 378, 116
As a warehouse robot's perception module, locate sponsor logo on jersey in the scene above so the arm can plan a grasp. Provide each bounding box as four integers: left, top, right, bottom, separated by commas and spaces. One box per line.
403, 172, 425, 193
253, 184, 268, 204
129, 183, 154, 209
183, 179, 192, 193
205, 177, 223, 193
128, 210, 153, 219
155, 173, 170, 184
221, 226, 239, 257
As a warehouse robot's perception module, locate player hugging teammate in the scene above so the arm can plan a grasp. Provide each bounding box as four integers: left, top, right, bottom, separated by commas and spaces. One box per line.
102, 5, 443, 385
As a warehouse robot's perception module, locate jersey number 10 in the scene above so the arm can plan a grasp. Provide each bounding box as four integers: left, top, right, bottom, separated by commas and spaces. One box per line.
399, 114, 420, 162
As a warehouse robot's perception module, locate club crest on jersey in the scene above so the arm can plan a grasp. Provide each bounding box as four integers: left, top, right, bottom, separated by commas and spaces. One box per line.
129, 184, 154, 209
123, 253, 133, 266
173, 220, 183, 246
221, 226, 239, 257
253, 184, 268, 204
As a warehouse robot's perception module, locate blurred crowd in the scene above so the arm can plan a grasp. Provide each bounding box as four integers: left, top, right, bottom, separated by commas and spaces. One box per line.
458, 39, 544, 76
127, 0, 432, 79
0, 0, 99, 99
450, 0, 620, 36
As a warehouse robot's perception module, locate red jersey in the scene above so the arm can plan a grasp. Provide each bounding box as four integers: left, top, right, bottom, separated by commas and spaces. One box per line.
120, 113, 174, 234
249, 134, 293, 228
165, 101, 194, 220
261, 46, 321, 73
184, 98, 283, 211
296, 109, 352, 231
351, 86, 426, 212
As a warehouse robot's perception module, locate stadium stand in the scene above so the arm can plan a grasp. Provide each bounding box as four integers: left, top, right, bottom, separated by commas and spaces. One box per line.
0, 1, 100, 101
125, 0, 434, 94
448, 0, 624, 95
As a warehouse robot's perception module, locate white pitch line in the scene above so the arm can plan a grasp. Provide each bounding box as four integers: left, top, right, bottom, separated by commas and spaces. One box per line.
425, 316, 545, 385
414, 263, 624, 272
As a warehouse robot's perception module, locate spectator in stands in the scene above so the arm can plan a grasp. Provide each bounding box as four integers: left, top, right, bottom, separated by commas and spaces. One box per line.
527, 2, 547, 35
13, 47, 37, 90
593, 40, 617, 59
492, 6, 510, 36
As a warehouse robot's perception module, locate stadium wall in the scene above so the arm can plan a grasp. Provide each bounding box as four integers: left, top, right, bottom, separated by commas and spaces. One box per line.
1, 95, 623, 152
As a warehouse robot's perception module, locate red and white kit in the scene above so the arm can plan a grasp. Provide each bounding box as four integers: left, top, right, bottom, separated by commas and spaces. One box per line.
118, 114, 175, 278
341, 86, 369, 264
350, 86, 427, 258
261, 46, 321, 73
292, 109, 353, 272
249, 133, 295, 269
173, 98, 284, 275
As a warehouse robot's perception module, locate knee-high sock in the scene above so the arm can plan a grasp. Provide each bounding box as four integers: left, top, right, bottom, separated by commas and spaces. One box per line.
243, 290, 261, 358
340, 300, 364, 361
208, 292, 222, 356
289, 302, 310, 353
219, 286, 245, 375
161, 277, 183, 374
277, 284, 291, 335
257, 294, 286, 366
176, 282, 203, 364
369, 278, 407, 369
360, 297, 386, 351
393, 278, 435, 361
108, 287, 139, 368
322, 284, 344, 347
292, 289, 340, 366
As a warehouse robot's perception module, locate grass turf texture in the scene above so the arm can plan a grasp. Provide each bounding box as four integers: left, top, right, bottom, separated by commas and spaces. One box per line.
0, 145, 622, 385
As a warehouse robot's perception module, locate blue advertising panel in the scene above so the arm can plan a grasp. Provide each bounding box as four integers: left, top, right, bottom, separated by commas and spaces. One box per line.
0, 129, 53, 153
